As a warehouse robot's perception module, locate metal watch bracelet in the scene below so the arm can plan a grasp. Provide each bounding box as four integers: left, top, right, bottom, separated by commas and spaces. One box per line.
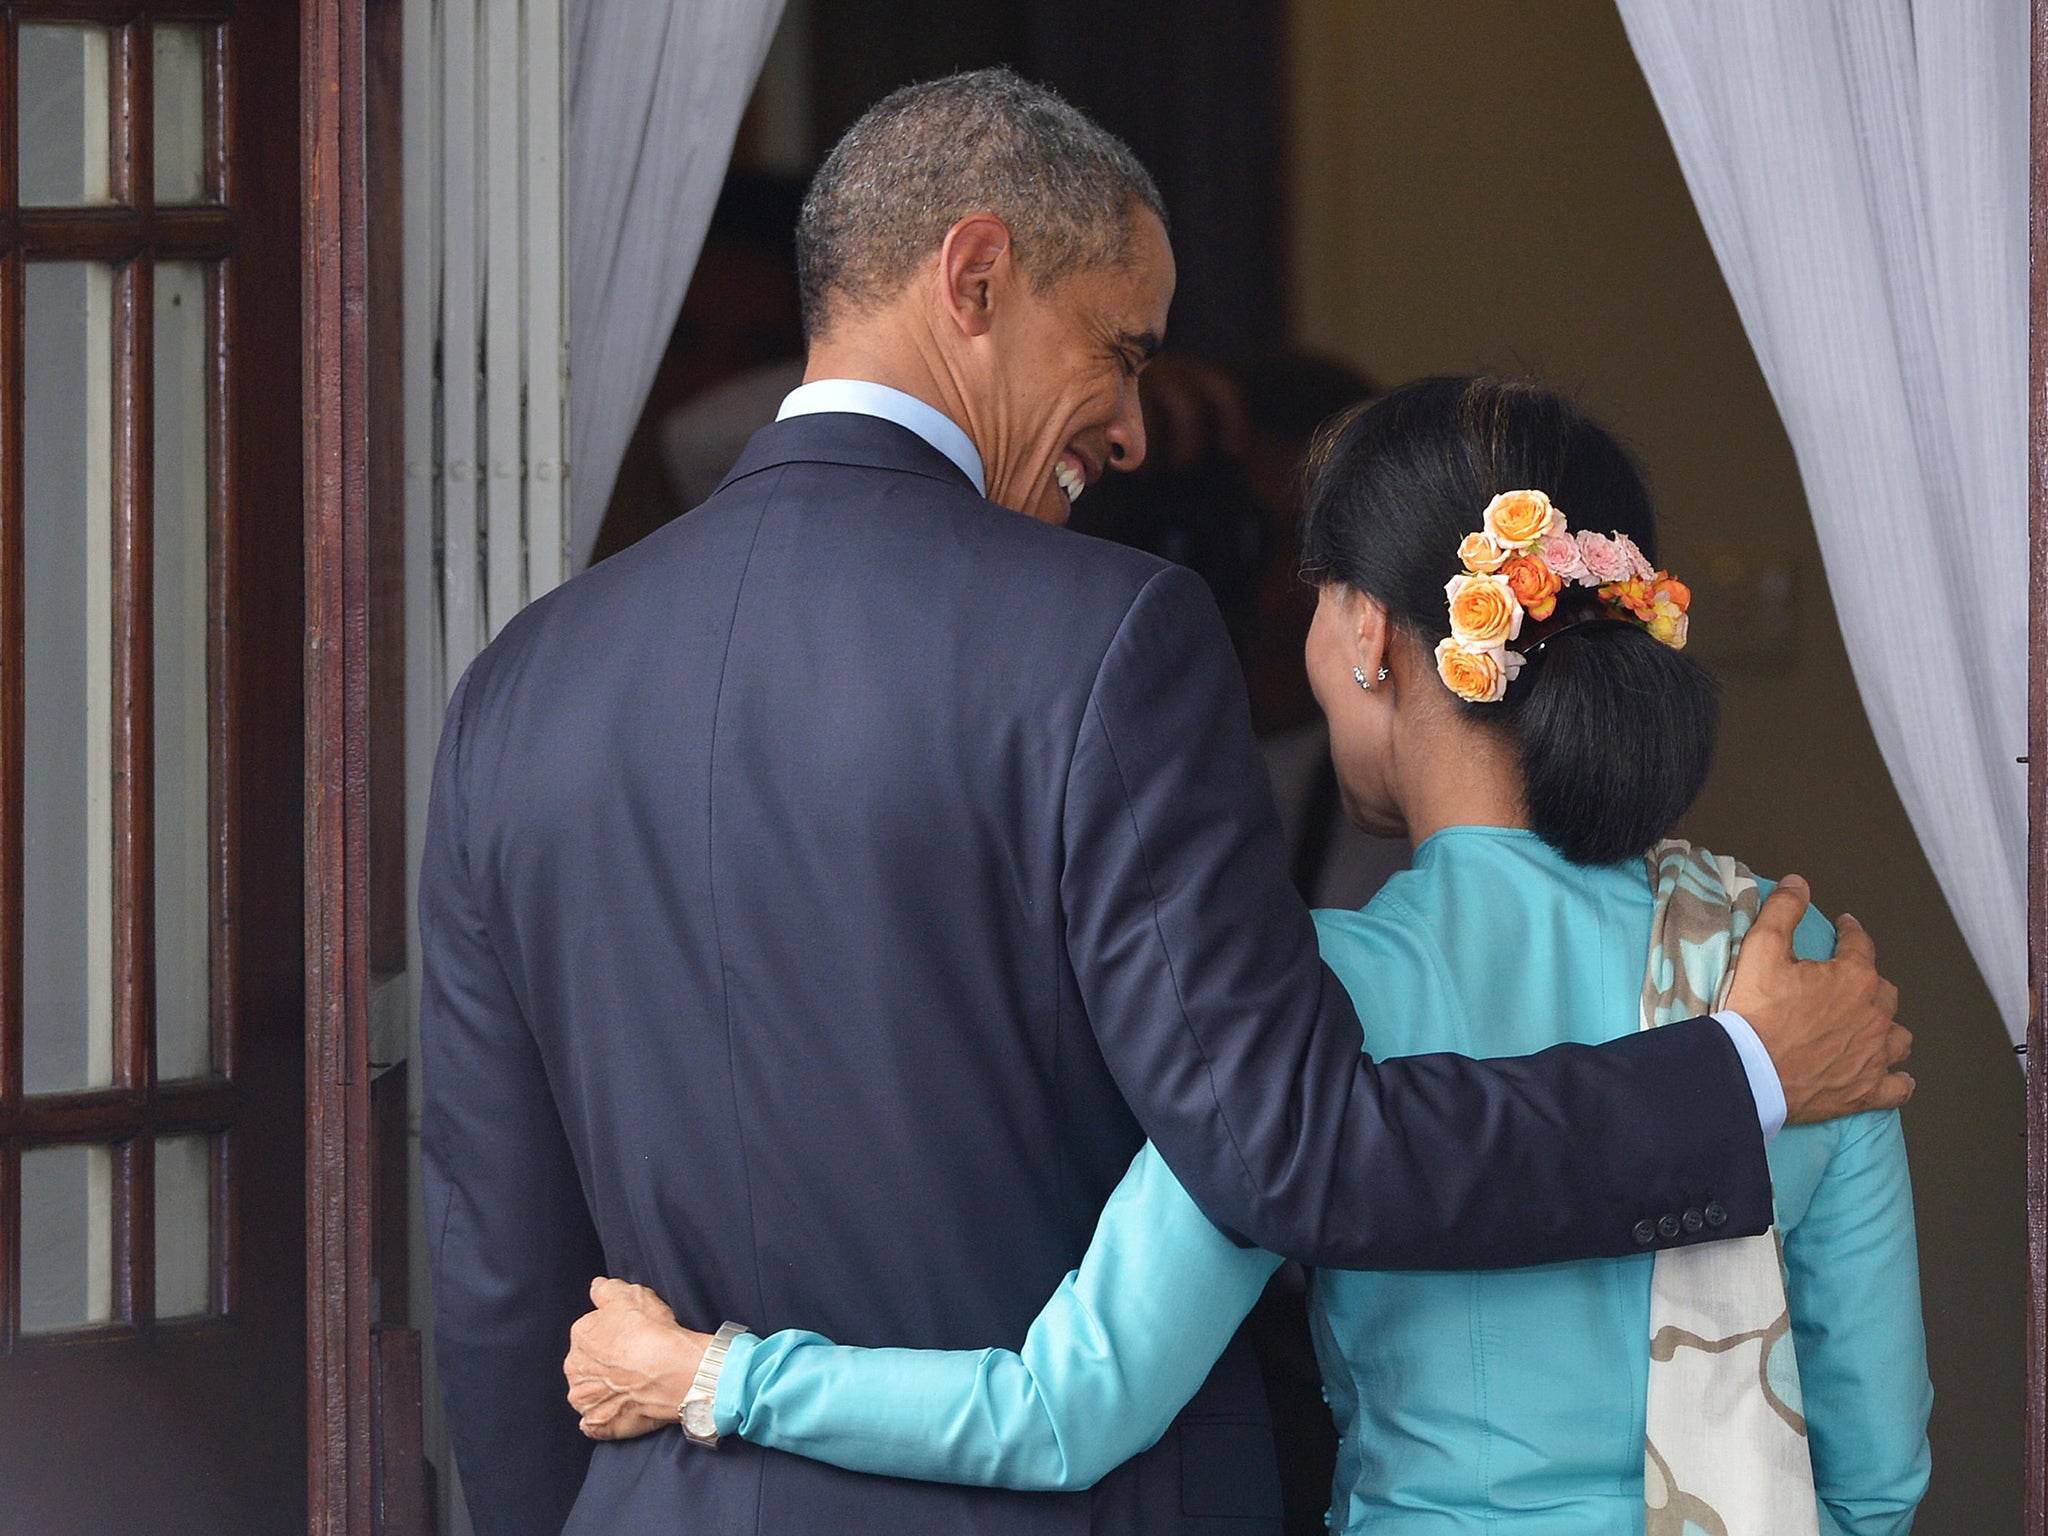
679, 1320, 750, 1446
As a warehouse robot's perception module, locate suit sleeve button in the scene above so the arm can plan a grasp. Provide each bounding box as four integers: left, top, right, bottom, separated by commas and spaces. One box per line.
1658, 1214, 1681, 1239
1632, 1219, 1657, 1246
1681, 1208, 1705, 1233
1704, 1201, 1728, 1228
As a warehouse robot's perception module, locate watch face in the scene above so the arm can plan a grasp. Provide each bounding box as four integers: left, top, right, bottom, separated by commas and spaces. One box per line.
682, 1398, 718, 1441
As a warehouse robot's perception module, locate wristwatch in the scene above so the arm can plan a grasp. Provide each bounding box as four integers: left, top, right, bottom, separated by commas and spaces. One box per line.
679, 1321, 751, 1446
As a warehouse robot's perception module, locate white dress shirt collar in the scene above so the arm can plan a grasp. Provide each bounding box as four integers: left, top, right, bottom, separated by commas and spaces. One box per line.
776, 378, 987, 497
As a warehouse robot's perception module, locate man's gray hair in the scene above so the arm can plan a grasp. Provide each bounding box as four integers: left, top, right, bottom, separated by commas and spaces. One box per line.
796, 68, 1166, 339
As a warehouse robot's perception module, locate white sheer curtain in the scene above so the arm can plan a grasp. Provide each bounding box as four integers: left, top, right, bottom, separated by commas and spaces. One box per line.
567, 0, 788, 569
1615, 0, 2029, 1043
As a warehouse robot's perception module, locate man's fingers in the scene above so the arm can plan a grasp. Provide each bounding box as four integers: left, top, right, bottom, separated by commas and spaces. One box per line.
1749, 875, 1811, 945
1876, 977, 1900, 1021
1867, 1071, 1915, 1111
1831, 910, 1876, 970
1726, 879, 1810, 1025
1884, 1023, 1913, 1067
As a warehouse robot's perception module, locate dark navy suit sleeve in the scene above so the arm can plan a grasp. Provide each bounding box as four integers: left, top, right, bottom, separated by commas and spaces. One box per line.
420, 670, 605, 1536
1060, 565, 1774, 1270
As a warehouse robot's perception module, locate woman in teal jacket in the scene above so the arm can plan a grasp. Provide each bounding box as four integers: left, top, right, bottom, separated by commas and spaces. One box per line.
566, 378, 1932, 1534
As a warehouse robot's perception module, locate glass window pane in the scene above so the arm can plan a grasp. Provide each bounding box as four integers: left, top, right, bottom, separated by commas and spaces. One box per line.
24, 263, 115, 1096
18, 25, 112, 207
155, 264, 213, 1081
154, 1135, 212, 1319
153, 27, 208, 205
20, 1144, 114, 1333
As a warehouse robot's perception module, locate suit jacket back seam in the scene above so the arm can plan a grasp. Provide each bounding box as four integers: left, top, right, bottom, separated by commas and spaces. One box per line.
704, 472, 783, 1345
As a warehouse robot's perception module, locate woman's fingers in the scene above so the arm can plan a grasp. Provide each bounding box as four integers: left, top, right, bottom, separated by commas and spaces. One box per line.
590, 1275, 651, 1308
587, 1274, 675, 1324
567, 1353, 657, 1442
578, 1401, 671, 1442
563, 1289, 705, 1443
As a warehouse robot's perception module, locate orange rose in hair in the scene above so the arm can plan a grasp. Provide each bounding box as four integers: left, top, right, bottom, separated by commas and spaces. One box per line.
1435, 639, 1522, 704
1501, 554, 1562, 622
1645, 576, 1691, 648
1444, 573, 1523, 646
1600, 573, 1692, 648
1602, 577, 1658, 625
1458, 532, 1511, 574
1648, 609, 1690, 649
1482, 489, 1564, 550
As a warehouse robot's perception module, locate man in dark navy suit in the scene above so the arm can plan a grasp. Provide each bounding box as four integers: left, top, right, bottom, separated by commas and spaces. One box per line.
421, 69, 1910, 1536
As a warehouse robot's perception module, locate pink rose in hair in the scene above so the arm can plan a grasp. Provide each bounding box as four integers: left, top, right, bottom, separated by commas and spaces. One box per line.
1539, 531, 1590, 584
1612, 532, 1656, 582
1576, 530, 1634, 584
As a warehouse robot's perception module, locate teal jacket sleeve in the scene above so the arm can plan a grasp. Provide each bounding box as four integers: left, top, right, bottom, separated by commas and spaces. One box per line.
712, 1143, 1283, 1489
1785, 1108, 1932, 1536
1773, 893, 1932, 1536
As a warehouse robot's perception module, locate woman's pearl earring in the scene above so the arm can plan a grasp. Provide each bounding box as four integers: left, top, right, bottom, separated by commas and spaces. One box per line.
1353, 665, 1390, 692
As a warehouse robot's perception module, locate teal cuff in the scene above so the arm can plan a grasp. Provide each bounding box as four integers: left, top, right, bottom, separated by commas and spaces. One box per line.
711, 1330, 759, 1437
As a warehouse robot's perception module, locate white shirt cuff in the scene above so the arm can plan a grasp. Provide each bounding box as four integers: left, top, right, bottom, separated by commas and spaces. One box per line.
1714, 1009, 1785, 1144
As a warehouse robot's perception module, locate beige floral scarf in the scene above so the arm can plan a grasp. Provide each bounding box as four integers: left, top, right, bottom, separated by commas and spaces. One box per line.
1641, 841, 1818, 1536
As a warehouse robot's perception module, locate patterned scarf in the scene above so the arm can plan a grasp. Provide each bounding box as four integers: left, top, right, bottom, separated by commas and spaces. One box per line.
1640, 841, 1818, 1536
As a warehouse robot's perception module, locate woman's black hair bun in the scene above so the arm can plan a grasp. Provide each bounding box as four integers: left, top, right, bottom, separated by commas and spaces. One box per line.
1299, 376, 1718, 865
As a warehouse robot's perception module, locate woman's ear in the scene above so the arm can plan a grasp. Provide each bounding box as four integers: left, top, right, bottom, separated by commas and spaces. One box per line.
937, 214, 1014, 339
1351, 591, 1392, 687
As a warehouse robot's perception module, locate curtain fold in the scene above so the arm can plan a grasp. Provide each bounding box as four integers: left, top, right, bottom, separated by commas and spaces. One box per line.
567, 0, 787, 569
1615, 0, 2028, 1041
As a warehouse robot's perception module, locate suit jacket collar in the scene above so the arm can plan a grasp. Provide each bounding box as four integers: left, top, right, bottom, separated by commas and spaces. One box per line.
717, 412, 985, 500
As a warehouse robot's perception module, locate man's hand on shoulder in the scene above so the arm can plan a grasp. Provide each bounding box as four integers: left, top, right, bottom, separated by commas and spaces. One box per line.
1725, 876, 1913, 1124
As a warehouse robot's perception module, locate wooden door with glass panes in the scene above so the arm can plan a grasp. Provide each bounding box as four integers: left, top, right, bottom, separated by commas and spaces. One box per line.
0, 4, 306, 1531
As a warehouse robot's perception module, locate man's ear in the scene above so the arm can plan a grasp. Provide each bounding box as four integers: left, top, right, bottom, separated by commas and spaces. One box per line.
938, 214, 1014, 339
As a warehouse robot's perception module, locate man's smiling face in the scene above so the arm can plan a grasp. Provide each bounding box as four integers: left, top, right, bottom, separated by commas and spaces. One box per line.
978, 208, 1175, 525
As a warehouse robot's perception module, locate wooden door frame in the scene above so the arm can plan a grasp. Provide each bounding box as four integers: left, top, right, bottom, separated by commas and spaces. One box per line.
0, 6, 309, 1530
303, 0, 373, 1529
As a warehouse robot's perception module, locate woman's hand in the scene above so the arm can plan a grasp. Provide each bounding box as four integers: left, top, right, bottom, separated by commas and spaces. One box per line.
563, 1276, 711, 1440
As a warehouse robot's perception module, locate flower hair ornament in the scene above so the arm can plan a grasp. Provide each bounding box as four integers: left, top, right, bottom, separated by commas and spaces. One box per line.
1436, 489, 1692, 704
